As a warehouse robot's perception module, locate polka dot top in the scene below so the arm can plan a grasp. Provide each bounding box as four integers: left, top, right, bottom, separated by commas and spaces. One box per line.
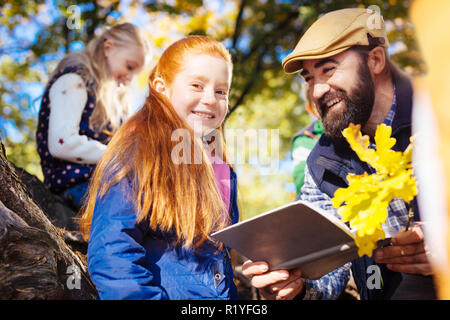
36, 65, 111, 194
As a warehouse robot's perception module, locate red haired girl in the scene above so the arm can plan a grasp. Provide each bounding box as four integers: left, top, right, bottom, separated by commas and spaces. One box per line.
80, 36, 239, 300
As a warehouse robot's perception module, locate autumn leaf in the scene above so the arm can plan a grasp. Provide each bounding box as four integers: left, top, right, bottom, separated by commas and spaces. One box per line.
333, 124, 417, 257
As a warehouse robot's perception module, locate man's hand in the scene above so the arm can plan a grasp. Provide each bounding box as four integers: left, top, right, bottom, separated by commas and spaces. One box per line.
241, 260, 304, 300
374, 223, 432, 276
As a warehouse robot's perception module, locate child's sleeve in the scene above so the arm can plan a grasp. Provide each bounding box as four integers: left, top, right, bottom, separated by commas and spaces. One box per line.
87, 180, 169, 300
47, 73, 107, 165
291, 135, 316, 194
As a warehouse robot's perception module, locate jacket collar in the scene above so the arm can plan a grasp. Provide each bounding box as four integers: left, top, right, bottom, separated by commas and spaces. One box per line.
390, 65, 413, 136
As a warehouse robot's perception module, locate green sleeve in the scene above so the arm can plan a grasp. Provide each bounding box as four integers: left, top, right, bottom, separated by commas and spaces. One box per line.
291, 135, 317, 194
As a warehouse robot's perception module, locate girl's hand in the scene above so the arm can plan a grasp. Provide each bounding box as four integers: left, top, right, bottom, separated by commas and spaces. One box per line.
374, 223, 433, 276
242, 260, 304, 300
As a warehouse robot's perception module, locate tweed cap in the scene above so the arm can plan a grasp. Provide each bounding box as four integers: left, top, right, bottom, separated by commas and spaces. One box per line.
282, 8, 389, 74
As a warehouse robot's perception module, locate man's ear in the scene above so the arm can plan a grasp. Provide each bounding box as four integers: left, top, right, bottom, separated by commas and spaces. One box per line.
152, 77, 168, 96
367, 46, 387, 76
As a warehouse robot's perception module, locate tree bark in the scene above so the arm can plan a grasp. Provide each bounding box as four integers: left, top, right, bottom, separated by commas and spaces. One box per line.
0, 139, 97, 299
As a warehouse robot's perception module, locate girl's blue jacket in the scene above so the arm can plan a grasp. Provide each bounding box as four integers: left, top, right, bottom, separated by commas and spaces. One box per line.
87, 169, 239, 300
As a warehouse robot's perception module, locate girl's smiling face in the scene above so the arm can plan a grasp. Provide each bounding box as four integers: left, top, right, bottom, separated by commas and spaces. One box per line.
161, 54, 231, 137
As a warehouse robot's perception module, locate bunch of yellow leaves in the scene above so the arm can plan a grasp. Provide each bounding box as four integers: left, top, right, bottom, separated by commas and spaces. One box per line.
331, 123, 418, 257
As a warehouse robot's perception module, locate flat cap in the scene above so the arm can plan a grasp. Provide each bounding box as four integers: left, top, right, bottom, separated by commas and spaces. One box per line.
282, 8, 389, 74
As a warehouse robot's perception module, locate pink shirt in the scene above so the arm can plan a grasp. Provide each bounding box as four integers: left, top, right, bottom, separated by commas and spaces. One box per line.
210, 156, 231, 215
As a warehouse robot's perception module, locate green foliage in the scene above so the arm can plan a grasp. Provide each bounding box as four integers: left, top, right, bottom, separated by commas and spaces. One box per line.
0, 54, 44, 179
0, 0, 44, 29
226, 67, 309, 156
237, 164, 297, 221
4, 136, 43, 181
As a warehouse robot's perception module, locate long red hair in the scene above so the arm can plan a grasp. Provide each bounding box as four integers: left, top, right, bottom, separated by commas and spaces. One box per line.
80, 36, 233, 248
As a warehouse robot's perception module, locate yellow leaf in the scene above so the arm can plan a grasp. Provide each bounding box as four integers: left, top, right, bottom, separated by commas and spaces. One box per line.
333, 123, 417, 257
342, 124, 374, 164
374, 124, 396, 152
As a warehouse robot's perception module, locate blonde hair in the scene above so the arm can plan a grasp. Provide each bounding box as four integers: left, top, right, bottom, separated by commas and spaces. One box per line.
52, 23, 149, 132
80, 36, 233, 248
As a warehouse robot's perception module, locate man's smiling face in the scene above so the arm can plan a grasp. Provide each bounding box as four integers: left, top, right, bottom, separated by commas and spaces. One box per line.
301, 48, 376, 140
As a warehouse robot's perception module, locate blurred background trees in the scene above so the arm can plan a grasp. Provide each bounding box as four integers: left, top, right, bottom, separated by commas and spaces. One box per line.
0, 0, 424, 220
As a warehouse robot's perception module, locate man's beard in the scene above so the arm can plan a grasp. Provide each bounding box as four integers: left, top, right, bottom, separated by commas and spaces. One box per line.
317, 61, 375, 141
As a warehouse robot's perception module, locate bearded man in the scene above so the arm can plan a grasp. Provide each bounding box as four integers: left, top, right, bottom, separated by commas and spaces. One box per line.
243, 8, 436, 300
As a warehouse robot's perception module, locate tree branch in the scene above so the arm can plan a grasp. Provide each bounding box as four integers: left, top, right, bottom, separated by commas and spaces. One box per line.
226, 48, 264, 120
227, 8, 301, 118
231, 0, 247, 50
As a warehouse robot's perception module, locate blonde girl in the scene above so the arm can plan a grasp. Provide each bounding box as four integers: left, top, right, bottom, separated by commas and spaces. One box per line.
36, 23, 148, 209
81, 36, 239, 300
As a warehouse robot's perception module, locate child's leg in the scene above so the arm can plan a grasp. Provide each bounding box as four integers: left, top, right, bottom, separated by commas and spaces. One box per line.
61, 181, 89, 210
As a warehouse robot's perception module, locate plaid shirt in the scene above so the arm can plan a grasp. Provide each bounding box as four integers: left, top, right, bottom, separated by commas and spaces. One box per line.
299, 89, 411, 300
